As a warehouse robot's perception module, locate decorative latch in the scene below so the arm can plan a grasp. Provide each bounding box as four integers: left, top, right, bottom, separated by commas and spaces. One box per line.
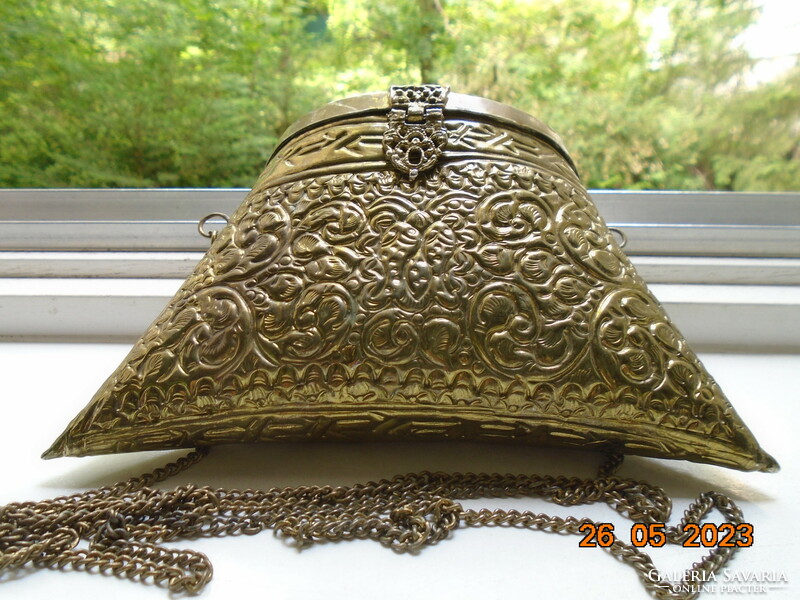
382, 85, 450, 180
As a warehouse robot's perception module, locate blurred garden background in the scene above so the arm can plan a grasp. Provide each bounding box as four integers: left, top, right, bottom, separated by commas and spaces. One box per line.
1, 0, 798, 190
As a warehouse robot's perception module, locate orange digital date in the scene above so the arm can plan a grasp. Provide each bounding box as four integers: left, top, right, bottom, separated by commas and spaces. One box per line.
578, 522, 754, 548
681, 523, 754, 548
578, 522, 615, 547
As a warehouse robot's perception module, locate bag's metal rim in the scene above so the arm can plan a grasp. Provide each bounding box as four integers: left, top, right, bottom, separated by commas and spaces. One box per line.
271, 91, 579, 175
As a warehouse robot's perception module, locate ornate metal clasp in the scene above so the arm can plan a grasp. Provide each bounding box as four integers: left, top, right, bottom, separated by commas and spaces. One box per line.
382, 85, 450, 180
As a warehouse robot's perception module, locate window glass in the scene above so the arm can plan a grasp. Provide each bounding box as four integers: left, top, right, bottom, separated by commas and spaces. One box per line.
1, 0, 797, 190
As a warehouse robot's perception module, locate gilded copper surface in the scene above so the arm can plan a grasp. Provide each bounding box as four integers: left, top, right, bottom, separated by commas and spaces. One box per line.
44, 88, 778, 473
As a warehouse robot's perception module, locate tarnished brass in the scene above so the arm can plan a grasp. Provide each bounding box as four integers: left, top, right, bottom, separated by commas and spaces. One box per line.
44, 85, 777, 473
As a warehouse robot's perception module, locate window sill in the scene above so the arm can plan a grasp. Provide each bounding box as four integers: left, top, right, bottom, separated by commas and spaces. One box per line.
0, 278, 797, 351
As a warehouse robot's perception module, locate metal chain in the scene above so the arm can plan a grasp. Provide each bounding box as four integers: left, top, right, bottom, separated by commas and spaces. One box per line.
0, 449, 746, 598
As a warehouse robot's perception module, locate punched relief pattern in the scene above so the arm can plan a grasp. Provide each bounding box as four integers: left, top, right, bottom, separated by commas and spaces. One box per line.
45, 96, 771, 472
55, 160, 748, 465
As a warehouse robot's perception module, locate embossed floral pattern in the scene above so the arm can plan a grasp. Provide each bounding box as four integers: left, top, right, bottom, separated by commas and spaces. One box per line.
48, 122, 770, 472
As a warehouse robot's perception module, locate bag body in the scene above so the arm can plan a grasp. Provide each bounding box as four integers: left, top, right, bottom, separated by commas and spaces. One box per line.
44, 85, 777, 473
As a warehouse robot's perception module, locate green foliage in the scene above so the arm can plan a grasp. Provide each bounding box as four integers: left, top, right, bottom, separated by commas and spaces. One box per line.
0, 0, 797, 190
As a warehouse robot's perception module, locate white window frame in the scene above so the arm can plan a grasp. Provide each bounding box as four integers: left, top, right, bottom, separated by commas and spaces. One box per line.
1, 189, 799, 350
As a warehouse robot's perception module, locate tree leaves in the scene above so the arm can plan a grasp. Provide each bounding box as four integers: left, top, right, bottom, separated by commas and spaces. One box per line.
1, 0, 797, 190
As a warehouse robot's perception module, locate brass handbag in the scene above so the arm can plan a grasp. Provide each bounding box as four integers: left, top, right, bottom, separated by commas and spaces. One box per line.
1, 86, 777, 598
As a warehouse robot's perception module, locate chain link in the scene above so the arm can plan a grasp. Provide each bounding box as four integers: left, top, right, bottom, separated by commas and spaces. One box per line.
0, 449, 746, 597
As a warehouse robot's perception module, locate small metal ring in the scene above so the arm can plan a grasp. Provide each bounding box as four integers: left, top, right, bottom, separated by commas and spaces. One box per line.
197, 213, 230, 242
609, 227, 628, 249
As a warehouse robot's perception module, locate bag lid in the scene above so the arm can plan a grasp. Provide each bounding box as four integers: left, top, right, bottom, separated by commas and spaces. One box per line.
273, 88, 578, 175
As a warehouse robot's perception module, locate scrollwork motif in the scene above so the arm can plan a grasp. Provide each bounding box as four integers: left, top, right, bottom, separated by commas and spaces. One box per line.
476, 189, 554, 246
592, 289, 718, 410
467, 282, 589, 379
362, 309, 421, 365
256, 282, 357, 364
58, 128, 761, 471
557, 191, 634, 283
